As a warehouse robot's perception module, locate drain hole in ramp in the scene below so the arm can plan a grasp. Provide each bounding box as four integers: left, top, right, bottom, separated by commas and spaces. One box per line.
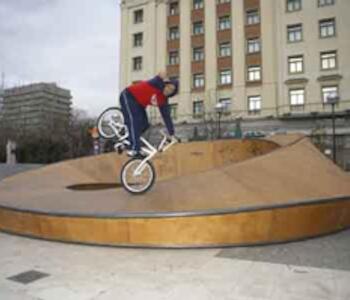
67, 183, 123, 191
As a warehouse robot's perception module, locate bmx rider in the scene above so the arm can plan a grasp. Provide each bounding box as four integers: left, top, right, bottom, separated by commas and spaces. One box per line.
119, 71, 179, 157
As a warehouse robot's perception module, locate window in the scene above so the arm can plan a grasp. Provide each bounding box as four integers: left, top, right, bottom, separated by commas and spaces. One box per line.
248, 96, 261, 114
169, 26, 180, 40
169, 2, 179, 15
219, 70, 232, 85
322, 86, 338, 103
247, 38, 260, 54
247, 66, 261, 81
288, 55, 304, 74
193, 74, 205, 88
321, 51, 337, 70
219, 42, 231, 57
169, 51, 179, 65
193, 0, 204, 9
193, 47, 204, 61
289, 89, 305, 107
218, 16, 231, 30
219, 98, 231, 111
318, 0, 335, 7
169, 103, 178, 120
134, 9, 143, 24
193, 22, 204, 35
193, 101, 204, 117
217, 0, 231, 3
320, 18, 336, 38
133, 57, 142, 71
246, 10, 260, 25
133, 33, 143, 47
287, 0, 302, 12
287, 24, 302, 42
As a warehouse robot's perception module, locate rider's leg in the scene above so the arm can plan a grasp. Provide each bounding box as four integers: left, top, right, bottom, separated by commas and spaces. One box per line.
139, 107, 150, 135
120, 90, 139, 150
132, 106, 150, 153
138, 110, 151, 144
120, 91, 132, 146
120, 90, 144, 155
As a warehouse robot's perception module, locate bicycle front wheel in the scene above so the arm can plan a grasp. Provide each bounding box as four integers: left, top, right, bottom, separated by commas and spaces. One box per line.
120, 158, 156, 195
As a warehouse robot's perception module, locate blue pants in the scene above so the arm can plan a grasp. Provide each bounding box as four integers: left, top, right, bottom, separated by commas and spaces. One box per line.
120, 89, 149, 152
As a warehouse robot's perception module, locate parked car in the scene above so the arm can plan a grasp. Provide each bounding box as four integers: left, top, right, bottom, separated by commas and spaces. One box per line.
243, 131, 266, 138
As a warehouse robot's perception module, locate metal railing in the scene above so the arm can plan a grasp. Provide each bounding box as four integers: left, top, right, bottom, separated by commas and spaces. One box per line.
148, 98, 350, 126
309, 133, 350, 171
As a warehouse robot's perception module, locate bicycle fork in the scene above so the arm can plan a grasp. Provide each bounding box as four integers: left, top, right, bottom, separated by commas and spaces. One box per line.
133, 138, 157, 176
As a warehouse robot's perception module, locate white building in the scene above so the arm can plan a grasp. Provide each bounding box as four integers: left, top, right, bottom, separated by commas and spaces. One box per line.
120, 0, 350, 123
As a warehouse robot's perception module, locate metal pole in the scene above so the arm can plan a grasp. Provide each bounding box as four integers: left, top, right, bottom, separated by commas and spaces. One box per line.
218, 112, 221, 139
332, 103, 336, 163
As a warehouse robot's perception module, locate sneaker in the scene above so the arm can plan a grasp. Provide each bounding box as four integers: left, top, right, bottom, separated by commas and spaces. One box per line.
126, 150, 146, 159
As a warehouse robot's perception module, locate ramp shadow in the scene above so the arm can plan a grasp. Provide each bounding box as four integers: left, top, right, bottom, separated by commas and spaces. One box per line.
66, 183, 123, 191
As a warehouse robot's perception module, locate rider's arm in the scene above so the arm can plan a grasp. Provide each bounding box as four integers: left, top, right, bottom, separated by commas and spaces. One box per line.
148, 75, 165, 91
158, 71, 168, 80
159, 103, 175, 136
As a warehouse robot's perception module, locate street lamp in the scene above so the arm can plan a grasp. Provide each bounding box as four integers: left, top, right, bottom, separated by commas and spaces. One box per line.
215, 102, 227, 139
327, 94, 340, 163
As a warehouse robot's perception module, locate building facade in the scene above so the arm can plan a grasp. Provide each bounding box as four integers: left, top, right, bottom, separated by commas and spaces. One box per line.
1, 83, 72, 132
120, 0, 350, 123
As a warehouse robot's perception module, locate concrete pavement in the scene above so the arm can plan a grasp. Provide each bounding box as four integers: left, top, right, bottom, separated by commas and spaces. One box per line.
0, 231, 349, 300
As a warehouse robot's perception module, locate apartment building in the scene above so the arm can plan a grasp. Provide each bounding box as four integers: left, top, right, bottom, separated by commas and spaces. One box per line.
1, 83, 72, 132
120, 0, 350, 123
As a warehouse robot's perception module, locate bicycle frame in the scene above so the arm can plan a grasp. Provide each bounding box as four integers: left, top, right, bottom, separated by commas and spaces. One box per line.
134, 133, 176, 176
108, 116, 176, 176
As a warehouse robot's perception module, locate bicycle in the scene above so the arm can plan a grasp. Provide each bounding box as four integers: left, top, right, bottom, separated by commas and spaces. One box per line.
97, 107, 179, 194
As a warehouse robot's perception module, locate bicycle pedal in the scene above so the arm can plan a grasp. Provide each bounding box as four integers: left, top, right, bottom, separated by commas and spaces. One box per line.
114, 143, 125, 154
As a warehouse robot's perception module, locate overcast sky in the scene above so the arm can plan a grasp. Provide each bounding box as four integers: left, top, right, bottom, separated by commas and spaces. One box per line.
0, 0, 121, 117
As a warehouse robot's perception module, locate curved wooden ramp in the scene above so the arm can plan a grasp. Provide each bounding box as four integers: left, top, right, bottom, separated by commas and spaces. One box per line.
0, 135, 349, 248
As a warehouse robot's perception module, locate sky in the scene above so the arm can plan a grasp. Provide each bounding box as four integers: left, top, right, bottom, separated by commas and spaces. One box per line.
0, 0, 121, 118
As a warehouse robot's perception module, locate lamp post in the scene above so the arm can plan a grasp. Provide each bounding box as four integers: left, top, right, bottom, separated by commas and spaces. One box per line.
215, 102, 226, 139
327, 94, 340, 163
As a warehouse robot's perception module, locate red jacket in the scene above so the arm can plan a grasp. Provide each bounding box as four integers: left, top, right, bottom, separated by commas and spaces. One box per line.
127, 76, 166, 108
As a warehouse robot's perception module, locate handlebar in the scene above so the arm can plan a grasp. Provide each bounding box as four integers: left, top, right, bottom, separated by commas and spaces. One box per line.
158, 130, 181, 152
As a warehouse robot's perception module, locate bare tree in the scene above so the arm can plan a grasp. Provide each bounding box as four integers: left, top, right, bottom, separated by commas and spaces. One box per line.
65, 107, 94, 158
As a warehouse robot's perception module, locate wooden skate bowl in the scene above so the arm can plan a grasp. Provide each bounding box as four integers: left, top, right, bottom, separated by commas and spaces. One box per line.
0, 134, 350, 248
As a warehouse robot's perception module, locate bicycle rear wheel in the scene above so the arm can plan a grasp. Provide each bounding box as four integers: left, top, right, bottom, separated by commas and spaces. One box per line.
97, 107, 125, 139
120, 158, 156, 195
